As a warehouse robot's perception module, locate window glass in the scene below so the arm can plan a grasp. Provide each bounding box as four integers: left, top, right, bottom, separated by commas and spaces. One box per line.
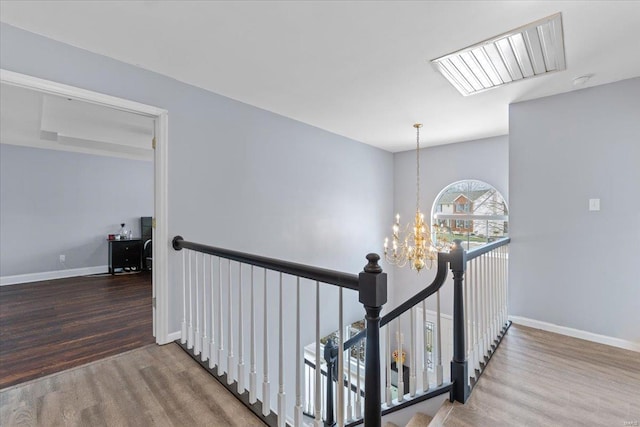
432, 180, 508, 250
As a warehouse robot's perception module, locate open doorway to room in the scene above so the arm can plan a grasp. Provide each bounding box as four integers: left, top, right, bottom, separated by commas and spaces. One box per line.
0, 70, 169, 388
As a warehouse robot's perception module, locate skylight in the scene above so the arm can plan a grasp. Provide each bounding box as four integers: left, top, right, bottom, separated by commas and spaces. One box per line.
431, 13, 566, 96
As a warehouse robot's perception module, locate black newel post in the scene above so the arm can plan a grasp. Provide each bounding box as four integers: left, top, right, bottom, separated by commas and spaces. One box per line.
449, 240, 470, 403
359, 253, 387, 427
324, 340, 337, 427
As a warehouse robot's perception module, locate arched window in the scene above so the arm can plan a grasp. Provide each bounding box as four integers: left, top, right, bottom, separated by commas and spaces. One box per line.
431, 180, 508, 250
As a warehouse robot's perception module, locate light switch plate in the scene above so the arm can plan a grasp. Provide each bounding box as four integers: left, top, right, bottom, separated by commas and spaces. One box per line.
589, 198, 600, 211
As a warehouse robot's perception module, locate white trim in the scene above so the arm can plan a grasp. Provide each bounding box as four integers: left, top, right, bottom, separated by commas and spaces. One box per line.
1, 266, 109, 286
166, 331, 182, 342
0, 69, 170, 345
0, 70, 166, 117
509, 315, 640, 353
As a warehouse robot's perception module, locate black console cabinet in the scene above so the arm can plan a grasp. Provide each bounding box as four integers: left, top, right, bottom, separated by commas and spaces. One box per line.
108, 239, 142, 274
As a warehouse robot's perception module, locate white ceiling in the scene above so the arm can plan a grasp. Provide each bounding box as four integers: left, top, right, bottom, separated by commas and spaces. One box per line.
0, 83, 154, 161
2, 1, 639, 152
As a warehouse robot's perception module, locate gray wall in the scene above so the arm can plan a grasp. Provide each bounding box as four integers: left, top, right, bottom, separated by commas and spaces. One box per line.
0, 22, 393, 340
510, 78, 640, 342
0, 143, 153, 277
391, 135, 509, 310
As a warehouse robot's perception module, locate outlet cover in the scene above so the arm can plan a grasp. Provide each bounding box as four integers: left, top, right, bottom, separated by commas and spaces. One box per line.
589, 199, 600, 211
59, 254, 66, 262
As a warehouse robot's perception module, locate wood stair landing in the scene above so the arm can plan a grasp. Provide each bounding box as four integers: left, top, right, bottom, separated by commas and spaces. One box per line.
385, 412, 433, 427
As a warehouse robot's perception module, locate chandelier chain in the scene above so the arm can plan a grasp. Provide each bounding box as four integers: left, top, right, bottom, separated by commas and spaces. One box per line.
416, 124, 420, 212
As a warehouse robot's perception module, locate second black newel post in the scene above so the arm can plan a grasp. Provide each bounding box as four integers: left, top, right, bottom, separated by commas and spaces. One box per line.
359, 253, 387, 427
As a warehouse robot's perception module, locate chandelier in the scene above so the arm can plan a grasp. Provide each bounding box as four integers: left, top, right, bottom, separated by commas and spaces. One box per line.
383, 123, 439, 272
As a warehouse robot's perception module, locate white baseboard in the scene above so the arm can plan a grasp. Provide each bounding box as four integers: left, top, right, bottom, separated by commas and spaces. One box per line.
509, 315, 640, 353
0, 265, 109, 286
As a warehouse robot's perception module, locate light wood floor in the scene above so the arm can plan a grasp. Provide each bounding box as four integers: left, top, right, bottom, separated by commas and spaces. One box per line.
437, 324, 640, 427
0, 343, 266, 427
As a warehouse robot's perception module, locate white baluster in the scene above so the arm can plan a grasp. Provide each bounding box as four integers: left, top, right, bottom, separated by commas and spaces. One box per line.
194, 253, 201, 356
227, 260, 235, 384
500, 247, 504, 328
181, 250, 187, 344
209, 255, 216, 369
346, 330, 353, 422
478, 255, 485, 362
471, 258, 479, 373
409, 307, 416, 397
385, 324, 392, 406
337, 288, 344, 427
187, 250, 194, 349
485, 254, 491, 361
421, 301, 429, 392
321, 375, 326, 420
464, 261, 470, 385
263, 269, 270, 417
278, 273, 286, 427
202, 253, 208, 361
306, 363, 312, 415
217, 257, 224, 376
504, 246, 509, 326
396, 317, 404, 402
493, 249, 499, 341
294, 277, 303, 427
314, 282, 322, 427
250, 266, 257, 404
482, 254, 491, 356
238, 263, 245, 393
435, 290, 443, 386
356, 339, 362, 419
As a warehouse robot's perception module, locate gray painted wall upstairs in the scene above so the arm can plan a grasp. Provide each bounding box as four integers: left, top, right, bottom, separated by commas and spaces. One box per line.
0, 144, 153, 276
509, 78, 640, 342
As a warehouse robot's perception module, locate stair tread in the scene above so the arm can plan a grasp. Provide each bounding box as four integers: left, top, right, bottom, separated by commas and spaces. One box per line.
428, 400, 455, 427
406, 412, 433, 427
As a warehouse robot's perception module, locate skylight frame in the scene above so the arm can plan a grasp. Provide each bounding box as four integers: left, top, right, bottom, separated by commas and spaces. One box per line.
431, 13, 566, 96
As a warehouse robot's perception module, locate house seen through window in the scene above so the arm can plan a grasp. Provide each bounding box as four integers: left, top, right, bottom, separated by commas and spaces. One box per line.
432, 180, 508, 250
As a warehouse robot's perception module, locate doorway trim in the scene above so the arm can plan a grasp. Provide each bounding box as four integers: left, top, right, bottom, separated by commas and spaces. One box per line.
0, 69, 172, 344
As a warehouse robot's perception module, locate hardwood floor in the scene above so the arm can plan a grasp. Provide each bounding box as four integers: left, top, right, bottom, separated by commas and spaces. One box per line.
438, 324, 640, 427
0, 343, 266, 427
0, 272, 154, 389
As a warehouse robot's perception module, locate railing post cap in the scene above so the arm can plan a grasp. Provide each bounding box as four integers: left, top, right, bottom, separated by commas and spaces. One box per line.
359, 253, 387, 308
449, 239, 466, 272
364, 253, 382, 274
172, 235, 184, 250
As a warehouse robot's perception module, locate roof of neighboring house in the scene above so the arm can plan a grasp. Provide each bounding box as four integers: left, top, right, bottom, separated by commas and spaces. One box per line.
438, 190, 491, 205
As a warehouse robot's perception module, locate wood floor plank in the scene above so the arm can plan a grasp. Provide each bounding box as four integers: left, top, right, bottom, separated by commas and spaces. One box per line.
443, 324, 640, 427
0, 343, 266, 427
0, 272, 154, 389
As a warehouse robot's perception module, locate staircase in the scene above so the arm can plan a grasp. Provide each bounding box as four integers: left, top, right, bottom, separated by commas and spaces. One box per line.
385, 412, 433, 427
171, 235, 510, 426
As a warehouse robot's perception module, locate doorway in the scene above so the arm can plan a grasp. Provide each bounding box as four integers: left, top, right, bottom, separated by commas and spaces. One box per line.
0, 69, 170, 344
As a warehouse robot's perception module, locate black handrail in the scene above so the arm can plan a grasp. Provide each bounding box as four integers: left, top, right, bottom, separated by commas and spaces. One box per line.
466, 237, 510, 261
343, 255, 449, 351
172, 236, 359, 290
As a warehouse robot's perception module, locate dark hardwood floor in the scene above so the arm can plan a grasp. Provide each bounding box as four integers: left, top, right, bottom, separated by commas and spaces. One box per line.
0, 271, 154, 389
